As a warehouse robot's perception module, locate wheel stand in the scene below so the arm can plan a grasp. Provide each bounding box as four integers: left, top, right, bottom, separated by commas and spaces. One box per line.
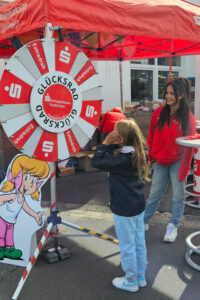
41, 163, 70, 264
11, 163, 119, 300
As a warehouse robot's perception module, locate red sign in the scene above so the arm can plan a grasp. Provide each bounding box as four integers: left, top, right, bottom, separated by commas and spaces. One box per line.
42, 84, 73, 121
55, 41, 79, 74
33, 131, 58, 162
0, 71, 32, 104
28, 40, 49, 75
10, 120, 38, 150
80, 100, 102, 127
64, 129, 80, 155
75, 61, 96, 85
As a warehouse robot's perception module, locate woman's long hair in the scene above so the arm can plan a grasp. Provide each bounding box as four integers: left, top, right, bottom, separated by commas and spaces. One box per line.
157, 78, 190, 135
115, 119, 149, 181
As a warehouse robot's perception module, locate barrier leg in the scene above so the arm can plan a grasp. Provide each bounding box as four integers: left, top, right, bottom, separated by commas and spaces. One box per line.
61, 220, 119, 245
43, 163, 70, 262
11, 222, 53, 300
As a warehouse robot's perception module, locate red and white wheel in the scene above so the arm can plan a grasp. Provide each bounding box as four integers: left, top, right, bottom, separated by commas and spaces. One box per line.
0, 39, 102, 161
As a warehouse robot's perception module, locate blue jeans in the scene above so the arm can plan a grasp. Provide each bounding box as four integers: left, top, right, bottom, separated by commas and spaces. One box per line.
113, 212, 147, 282
144, 161, 186, 227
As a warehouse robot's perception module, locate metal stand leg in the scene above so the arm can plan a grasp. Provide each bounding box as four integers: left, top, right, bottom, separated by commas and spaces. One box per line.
61, 220, 119, 245
43, 162, 70, 263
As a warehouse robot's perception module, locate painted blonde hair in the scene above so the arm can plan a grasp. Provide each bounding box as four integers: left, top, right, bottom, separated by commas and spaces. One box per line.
1, 155, 49, 200
115, 119, 149, 181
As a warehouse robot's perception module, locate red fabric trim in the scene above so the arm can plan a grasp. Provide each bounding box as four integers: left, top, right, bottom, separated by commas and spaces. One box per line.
0, 1, 200, 59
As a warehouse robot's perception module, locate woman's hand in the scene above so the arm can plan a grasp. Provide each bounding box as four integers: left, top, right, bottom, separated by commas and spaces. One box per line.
103, 131, 123, 145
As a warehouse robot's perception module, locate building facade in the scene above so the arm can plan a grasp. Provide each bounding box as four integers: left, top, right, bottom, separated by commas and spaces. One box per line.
93, 55, 197, 114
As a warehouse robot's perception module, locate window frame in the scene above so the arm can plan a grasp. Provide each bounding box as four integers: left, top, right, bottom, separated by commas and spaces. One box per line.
130, 58, 181, 101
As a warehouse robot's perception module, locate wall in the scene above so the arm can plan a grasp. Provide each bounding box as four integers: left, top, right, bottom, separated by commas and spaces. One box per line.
93, 60, 131, 113
124, 110, 153, 139
180, 55, 196, 77
94, 61, 121, 113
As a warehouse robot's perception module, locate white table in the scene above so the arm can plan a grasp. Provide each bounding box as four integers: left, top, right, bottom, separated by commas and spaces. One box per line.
176, 136, 200, 271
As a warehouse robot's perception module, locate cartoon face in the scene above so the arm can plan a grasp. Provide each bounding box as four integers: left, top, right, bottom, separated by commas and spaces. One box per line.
19, 173, 39, 195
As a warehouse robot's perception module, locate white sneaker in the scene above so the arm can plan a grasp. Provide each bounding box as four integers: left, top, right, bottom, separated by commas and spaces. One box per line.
138, 276, 147, 288
145, 223, 149, 231
112, 276, 139, 292
163, 223, 177, 242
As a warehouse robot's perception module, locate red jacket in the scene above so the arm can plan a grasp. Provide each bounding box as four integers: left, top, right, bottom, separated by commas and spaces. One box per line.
98, 108, 126, 134
148, 106, 196, 181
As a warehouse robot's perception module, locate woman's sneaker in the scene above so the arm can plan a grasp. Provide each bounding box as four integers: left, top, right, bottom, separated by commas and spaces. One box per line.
112, 276, 139, 292
138, 276, 147, 288
163, 223, 177, 242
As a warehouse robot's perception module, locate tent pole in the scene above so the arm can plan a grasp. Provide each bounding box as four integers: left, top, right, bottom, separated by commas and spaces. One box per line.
195, 55, 200, 120
119, 60, 123, 109
45, 23, 53, 40
168, 40, 173, 82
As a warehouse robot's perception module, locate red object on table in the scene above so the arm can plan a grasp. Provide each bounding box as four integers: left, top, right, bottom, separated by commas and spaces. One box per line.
185, 134, 200, 140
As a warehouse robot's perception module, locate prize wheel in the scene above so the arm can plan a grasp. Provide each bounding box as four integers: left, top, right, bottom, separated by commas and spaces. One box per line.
0, 39, 102, 162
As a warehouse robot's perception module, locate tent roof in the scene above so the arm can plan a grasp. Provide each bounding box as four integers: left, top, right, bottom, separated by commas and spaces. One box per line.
0, 0, 200, 60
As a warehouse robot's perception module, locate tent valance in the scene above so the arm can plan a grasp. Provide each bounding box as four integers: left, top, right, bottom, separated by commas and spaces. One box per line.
0, 0, 200, 60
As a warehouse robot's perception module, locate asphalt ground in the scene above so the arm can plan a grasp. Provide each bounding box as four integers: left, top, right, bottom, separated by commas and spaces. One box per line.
0, 170, 200, 300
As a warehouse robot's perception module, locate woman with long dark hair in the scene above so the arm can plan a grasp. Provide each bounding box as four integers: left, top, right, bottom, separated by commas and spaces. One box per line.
144, 78, 196, 242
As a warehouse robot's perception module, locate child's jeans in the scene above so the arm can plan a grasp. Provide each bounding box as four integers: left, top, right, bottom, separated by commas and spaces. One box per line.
113, 212, 147, 282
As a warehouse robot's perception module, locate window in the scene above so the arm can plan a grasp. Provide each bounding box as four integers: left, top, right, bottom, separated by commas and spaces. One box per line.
187, 77, 195, 113
131, 58, 155, 65
158, 56, 181, 67
158, 71, 179, 99
131, 70, 153, 105
130, 57, 181, 103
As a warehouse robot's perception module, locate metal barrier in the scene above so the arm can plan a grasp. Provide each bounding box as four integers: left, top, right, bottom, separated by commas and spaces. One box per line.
185, 231, 200, 271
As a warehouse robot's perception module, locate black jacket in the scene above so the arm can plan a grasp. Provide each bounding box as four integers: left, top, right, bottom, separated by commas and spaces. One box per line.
91, 144, 145, 217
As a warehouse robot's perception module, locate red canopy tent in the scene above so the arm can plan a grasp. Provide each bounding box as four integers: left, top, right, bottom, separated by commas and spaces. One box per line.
0, 0, 200, 60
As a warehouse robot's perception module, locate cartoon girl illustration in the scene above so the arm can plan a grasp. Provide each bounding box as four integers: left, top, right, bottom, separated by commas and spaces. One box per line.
0, 155, 49, 260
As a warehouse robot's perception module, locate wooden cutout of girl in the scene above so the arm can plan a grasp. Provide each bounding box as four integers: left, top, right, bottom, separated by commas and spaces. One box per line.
0, 155, 49, 260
